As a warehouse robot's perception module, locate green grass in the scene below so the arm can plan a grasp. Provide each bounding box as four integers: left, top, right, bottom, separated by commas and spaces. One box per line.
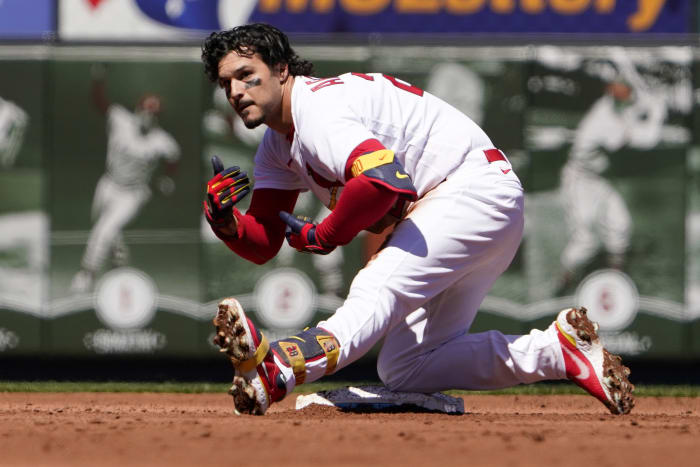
0, 381, 698, 397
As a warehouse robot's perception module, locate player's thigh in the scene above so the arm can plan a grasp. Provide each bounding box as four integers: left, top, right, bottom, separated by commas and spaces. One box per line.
377, 214, 523, 387
327, 165, 523, 340
396, 161, 522, 283
600, 187, 631, 228
110, 187, 148, 225
91, 177, 111, 219
561, 168, 609, 226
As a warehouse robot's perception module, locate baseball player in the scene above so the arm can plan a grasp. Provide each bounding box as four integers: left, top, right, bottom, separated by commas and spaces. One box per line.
557, 55, 666, 292
0, 96, 28, 168
70, 65, 180, 293
202, 24, 634, 415
203, 88, 345, 296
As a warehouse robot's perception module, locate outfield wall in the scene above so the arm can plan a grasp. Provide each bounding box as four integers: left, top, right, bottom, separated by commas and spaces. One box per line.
0, 43, 698, 366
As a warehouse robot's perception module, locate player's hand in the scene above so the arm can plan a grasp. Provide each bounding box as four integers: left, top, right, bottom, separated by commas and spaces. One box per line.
279, 211, 335, 255
157, 175, 176, 196
204, 155, 250, 230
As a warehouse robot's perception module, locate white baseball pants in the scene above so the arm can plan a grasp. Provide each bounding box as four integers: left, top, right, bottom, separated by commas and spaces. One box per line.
560, 164, 632, 272
81, 175, 149, 271
308, 148, 566, 391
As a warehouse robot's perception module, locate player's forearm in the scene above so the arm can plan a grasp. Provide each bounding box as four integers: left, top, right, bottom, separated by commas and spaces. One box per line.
315, 175, 398, 247
214, 188, 299, 264
91, 79, 110, 115
217, 209, 285, 264
164, 161, 178, 176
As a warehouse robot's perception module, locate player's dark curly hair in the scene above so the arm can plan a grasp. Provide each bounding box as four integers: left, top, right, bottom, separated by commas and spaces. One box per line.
201, 23, 314, 82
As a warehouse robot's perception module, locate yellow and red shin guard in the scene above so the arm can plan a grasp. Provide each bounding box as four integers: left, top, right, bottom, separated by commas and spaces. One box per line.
271, 328, 340, 385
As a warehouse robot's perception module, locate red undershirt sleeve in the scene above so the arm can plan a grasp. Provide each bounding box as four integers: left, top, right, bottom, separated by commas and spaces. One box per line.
314, 137, 406, 247
315, 174, 398, 247
213, 188, 299, 265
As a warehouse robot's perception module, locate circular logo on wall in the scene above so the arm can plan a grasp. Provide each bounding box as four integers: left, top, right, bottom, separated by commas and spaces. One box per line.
0, 328, 19, 351
94, 268, 158, 330
253, 268, 316, 330
575, 269, 639, 332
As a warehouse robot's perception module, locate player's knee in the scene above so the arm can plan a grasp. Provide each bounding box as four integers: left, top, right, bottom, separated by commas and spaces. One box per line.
376, 354, 395, 388
379, 371, 418, 392
377, 354, 412, 391
377, 366, 401, 391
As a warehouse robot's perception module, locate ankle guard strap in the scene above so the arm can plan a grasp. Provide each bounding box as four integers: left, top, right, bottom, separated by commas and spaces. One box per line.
272, 328, 340, 384
238, 334, 270, 373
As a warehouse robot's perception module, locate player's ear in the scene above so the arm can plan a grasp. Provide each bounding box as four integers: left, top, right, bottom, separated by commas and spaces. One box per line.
278, 63, 290, 83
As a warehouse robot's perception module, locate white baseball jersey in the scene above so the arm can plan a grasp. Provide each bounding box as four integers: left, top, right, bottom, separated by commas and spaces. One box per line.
105, 104, 180, 187
253, 73, 493, 206
568, 93, 666, 174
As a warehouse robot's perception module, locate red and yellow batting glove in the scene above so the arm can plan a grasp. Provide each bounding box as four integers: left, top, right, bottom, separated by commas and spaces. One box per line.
279, 211, 335, 255
204, 155, 250, 229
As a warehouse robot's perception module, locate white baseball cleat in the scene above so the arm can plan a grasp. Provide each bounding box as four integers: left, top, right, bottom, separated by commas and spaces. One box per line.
212, 298, 287, 415
553, 307, 635, 415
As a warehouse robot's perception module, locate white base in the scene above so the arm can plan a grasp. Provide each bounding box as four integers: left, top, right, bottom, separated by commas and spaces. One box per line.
295, 385, 465, 414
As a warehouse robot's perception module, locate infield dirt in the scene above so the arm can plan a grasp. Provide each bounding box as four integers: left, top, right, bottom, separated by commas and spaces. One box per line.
0, 392, 697, 466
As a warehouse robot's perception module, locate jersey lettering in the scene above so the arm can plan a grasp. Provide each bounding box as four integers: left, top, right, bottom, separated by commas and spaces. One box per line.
350, 72, 423, 96
310, 77, 344, 92
382, 74, 424, 96
351, 72, 374, 81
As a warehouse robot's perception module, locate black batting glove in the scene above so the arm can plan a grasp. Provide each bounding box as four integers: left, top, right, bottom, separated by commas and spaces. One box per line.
279, 211, 335, 255
204, 155, 250, 229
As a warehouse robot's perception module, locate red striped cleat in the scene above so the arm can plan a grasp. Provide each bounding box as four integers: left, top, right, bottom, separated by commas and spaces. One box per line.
554, 307, 635, 415
212, 298, 287, 415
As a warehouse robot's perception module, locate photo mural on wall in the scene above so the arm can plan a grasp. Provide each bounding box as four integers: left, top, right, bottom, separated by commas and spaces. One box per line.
0, 43, 697, 362
0, 59, 47, 355
525, 46, 693, 357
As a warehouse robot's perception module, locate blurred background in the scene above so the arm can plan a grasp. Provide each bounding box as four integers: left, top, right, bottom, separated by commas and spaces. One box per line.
0, 0, 698, 383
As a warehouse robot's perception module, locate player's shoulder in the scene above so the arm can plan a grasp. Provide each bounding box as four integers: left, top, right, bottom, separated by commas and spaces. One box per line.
294, 72, 422, 107
109, 103, 129, 114
580, 96, 616, 122
152, 127, 179, 145
291, 74, 360, 123
108, 103, 133, 122
294, 72, 379, 102
595, 94, 616, 109
0, 97, 27, 117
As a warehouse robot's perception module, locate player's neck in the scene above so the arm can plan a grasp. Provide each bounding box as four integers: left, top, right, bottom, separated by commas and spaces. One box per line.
267, 75, 295, 135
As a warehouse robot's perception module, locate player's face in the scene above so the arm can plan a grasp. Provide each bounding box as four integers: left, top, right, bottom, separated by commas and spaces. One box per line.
136, 95, 161, 130
217, 51, 286, 129
607, 82, 632, 103
141, 95, 161, 115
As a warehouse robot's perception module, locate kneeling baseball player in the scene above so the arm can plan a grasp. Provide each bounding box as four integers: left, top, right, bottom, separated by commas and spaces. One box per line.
202, 24, 635, 416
